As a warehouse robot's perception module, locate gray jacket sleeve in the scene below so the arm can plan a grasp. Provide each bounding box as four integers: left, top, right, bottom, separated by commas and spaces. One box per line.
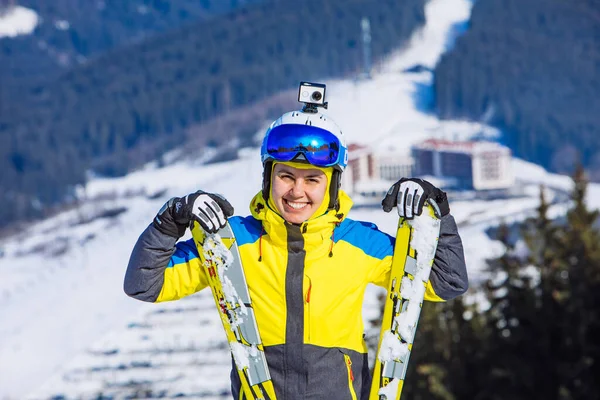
124, 223, 178, 302
429, 214, 469, 300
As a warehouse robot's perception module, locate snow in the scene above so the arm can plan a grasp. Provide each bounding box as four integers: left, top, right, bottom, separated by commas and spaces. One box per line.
202, 232, 248, 329
378, 377, 401, 399
54, 19, 70, 31
394, 214, 440, 343
377, 211, 443, 364
0, 5, 38, 38
408, 213, 440, 281
0, 0, 597, 398
400, 276, 416, 299
377, 331, 409, 363
229, 342, 250, 369
320, 0, 498, 157
385, 0, 473, 70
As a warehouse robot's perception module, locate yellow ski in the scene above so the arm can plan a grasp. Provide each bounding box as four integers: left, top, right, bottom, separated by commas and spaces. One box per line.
191, 221, 277, 400
369, 201, 441, 400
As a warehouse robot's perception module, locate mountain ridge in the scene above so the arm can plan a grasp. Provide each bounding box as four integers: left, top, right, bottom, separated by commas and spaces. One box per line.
434, 0, 600, 177
0, 0, 426, 228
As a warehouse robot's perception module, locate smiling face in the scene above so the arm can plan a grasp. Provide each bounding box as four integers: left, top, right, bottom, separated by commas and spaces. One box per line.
271, 163, 329, 224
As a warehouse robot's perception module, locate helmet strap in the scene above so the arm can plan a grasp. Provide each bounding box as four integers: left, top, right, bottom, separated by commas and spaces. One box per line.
261, 161, 273, 202
328, 170, 341, 210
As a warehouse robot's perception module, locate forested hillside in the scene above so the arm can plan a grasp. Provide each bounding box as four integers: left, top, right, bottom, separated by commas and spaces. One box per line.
0, 0, 266, 93
401, 169, 600, 399
434, 0, 599, 177
0, 0, 426, 228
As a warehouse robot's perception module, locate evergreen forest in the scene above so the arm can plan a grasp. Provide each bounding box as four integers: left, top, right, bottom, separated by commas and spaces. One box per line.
0, 0, 268, 92
391, 167, 600, 399
0, 0, 425, 229
434, 0, 600, 179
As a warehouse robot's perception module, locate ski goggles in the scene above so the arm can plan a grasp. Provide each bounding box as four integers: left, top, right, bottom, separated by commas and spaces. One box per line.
261, 124, 347, 169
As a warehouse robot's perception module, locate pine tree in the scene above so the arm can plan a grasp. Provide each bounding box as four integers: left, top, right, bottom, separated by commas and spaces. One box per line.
404, 296, 492, 400
479, 222, 549, 400
481, 169, 600, 399
380, 168, 600, 399
519, 185, 569, 399
401, 301, 455, 400
550, 166, 600, 399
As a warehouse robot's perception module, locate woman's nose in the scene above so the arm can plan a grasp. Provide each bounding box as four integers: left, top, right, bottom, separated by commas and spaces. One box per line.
290, 179, 306, 196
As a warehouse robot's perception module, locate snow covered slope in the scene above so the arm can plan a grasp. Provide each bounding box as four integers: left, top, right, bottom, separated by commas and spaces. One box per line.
0, 0, 596, 398
0, 5, 38, 38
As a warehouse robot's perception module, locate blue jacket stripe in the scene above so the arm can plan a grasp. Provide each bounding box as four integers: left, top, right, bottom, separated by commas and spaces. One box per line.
334, 219, 395, 260
229, 216, 262, 246
167, 216, 261, 269
167, 239, 199, 268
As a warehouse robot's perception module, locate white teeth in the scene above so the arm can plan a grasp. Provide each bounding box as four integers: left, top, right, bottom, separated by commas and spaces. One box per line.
286, 200, 308, 210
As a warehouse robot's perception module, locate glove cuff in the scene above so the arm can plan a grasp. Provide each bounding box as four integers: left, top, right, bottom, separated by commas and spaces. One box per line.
435, 190, 450, 217
153, 207, 187, 238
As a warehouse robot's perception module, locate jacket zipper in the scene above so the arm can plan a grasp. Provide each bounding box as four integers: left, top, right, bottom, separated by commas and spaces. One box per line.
343, 354, 358, 400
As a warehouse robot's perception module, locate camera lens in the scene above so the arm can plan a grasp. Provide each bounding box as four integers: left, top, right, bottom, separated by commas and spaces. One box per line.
311, 91, 322, 102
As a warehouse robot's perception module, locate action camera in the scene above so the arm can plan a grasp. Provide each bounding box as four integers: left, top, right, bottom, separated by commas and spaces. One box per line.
298, 81, 328, 112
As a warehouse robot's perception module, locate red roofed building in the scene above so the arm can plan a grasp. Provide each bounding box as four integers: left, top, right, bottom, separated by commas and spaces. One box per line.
342, 143, 414, 200
412, 139, 514, 190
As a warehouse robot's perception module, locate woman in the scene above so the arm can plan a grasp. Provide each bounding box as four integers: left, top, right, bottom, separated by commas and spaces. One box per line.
124, 107, 468, 399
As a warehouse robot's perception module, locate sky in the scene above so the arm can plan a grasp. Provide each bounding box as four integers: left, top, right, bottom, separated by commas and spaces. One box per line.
0, 0, 597, 398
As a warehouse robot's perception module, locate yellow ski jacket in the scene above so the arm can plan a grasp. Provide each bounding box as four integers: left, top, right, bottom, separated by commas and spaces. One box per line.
124, 190, 468, 399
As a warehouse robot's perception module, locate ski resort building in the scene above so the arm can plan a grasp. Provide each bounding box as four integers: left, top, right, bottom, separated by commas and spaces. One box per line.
344, 143, 377, 187
343, 144, 414, 203
412, 139, 514, 190
343, 138, 513, 206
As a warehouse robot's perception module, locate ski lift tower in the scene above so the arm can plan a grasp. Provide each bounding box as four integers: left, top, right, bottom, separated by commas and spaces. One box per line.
361, 17, 372, 79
